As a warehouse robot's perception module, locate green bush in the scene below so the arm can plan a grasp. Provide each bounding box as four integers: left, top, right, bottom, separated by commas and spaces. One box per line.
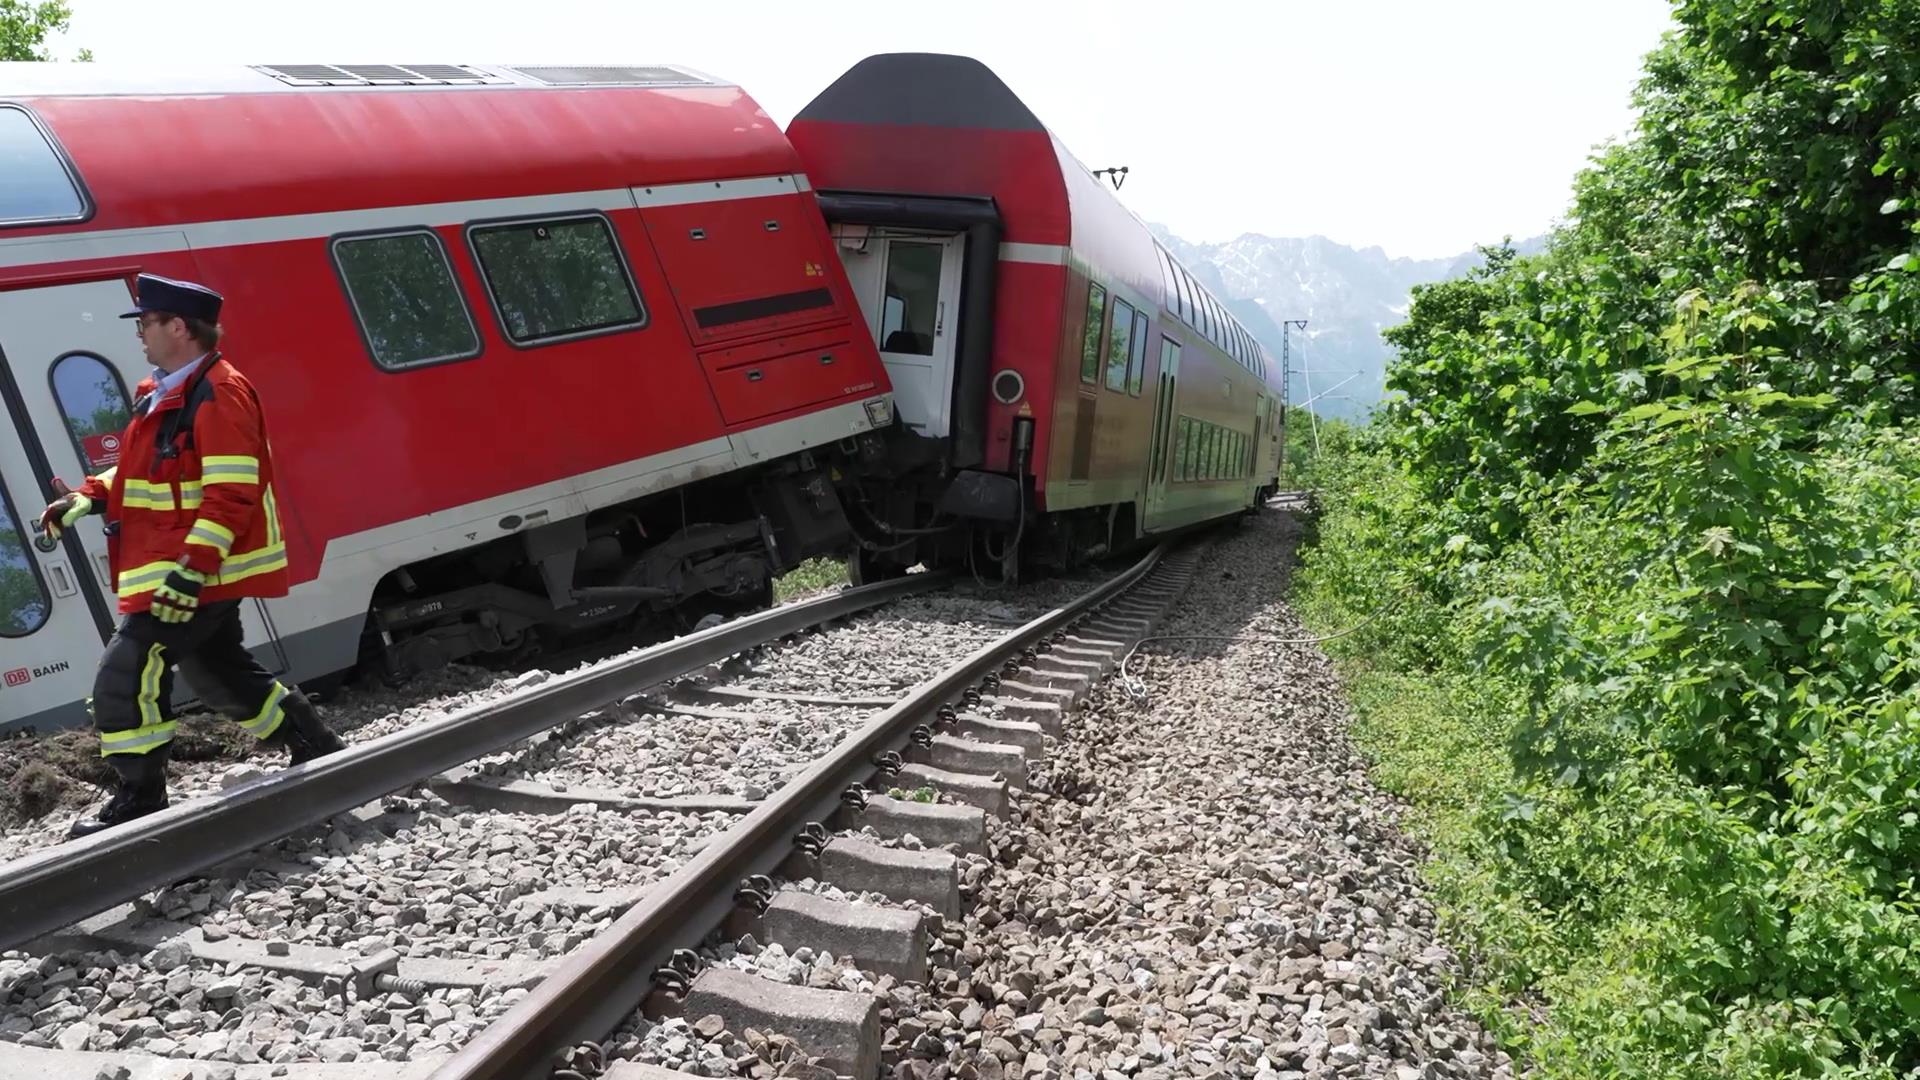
1291, 3, 1920, 1075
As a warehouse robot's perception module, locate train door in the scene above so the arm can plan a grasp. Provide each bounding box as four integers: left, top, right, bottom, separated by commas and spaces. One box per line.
1144, 335, 1181, 519
837, 231, 963, 437
0, 413, 97, 732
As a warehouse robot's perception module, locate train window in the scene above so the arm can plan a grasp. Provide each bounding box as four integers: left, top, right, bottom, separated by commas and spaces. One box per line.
1126, 309, 1149, 396
881, 242, 942, 356
334, 230, 483, 369
1079, 283, 1108, 383
469, 215, 646, 346
49, 353, 132, 474
0, 485, 50, 637
1175, 417, 1192, 482
1174, 268, 1193, 327
1105, 297, 1134, 392
0, 105, 89, 228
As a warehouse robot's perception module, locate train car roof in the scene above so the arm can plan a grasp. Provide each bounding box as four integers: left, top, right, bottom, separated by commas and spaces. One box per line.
0, 61, 733, 98
794, 53, 1281, 391
795, 52, 1041, 131
0, 60, 796, 240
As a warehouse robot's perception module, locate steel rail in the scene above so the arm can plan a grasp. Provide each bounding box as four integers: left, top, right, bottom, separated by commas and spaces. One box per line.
0, 572, 945, 954
431, 540, 1170, 1080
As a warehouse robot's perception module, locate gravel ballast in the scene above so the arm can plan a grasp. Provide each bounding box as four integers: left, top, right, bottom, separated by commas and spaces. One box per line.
151, 794, 731, 962
913, 510, 1513, 1080
0, 945, 519, 1064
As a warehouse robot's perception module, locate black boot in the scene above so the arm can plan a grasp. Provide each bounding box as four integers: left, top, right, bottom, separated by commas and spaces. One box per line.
265, 687, 347, 765
68, 749, 170, 839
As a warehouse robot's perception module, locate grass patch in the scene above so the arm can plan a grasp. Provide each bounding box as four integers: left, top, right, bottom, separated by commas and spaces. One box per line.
774, 557, 848, 603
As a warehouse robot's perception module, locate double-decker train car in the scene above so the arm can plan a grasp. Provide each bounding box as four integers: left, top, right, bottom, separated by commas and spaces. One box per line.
0, 53, 1286, 736
787, 53, 1286, 581
0, 61, 897, 734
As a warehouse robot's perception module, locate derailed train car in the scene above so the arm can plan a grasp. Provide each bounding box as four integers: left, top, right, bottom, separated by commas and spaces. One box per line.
0, 61, 896, 733
0, 55, 1283, 735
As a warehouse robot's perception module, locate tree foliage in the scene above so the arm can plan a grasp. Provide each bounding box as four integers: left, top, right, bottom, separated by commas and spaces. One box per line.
1, 0, 89, 61
1294, 2, 1920, 1075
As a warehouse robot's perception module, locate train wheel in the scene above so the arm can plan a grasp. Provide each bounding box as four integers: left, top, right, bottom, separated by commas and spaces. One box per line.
674, 573, 774, 633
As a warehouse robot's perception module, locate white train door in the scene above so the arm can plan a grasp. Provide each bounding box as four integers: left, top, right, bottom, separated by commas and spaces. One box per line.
0, 379, 101, 732
835, 229, 964, 437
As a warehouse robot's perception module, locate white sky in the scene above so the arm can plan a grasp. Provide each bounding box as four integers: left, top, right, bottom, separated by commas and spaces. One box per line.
52, 0, 1677, 260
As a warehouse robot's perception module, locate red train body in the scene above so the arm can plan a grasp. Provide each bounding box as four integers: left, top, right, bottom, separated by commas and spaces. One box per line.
0, 55, 1282, 735
789, 54, 1285, 578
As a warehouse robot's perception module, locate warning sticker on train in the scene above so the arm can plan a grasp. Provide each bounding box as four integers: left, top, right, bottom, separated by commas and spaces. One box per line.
82, 432, 122, 469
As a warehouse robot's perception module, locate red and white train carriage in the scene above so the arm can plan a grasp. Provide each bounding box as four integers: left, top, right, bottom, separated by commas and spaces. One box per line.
0, 53, 1284, 736
788, 53, 1286, 579
0, 61, 898, 734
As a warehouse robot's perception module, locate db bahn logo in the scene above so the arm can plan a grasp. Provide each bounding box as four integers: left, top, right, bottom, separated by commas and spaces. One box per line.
3, 662, 66, 687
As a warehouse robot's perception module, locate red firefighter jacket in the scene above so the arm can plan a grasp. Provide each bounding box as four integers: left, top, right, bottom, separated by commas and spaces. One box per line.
76, 353, 289, 614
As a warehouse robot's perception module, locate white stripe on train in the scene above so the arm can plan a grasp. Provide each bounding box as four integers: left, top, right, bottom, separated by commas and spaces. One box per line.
0, 172, 1071, 269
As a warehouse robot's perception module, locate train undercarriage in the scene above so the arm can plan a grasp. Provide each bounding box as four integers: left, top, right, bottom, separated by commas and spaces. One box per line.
357, 450, 861, 682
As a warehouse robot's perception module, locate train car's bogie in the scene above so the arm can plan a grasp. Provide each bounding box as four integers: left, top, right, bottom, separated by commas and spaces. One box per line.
356, 461, 855, 682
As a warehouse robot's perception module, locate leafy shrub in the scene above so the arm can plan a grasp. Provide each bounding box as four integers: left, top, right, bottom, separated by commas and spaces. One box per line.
1291, 3, 1920, 1075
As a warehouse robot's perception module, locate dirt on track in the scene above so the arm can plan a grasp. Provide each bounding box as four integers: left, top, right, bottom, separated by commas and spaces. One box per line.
0, 716, 263, 830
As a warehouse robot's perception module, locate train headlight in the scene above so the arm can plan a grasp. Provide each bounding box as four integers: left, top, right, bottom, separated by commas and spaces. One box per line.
863, 397, 893, 427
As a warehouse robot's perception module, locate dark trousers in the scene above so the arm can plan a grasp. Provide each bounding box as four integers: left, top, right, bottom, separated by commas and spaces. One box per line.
92, 599, 290, 756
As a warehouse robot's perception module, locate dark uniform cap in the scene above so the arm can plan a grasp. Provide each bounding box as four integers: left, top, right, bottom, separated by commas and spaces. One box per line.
119, 273, 222, 323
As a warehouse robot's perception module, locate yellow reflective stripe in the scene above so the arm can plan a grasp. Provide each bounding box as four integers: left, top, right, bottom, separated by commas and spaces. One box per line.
201, 456, 260, 485
241, 682, 288, 738
213, 542, 288, 585
118, 480, 202, 511
262, 485, 282, 547
104, 644, 175, 756
185, 519, 236, 555
122, 480, 175, 511
101, 722, 176, 754
116, 559, 179, 597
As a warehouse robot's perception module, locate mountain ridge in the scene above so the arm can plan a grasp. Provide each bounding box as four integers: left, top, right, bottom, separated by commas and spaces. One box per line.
1149, 224, 1547, 420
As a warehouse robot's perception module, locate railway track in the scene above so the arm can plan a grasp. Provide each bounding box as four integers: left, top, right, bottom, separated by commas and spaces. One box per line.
0, 535, 1206, 1079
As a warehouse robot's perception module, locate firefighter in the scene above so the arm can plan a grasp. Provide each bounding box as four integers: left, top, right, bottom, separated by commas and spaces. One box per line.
39, 273, 346, 838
